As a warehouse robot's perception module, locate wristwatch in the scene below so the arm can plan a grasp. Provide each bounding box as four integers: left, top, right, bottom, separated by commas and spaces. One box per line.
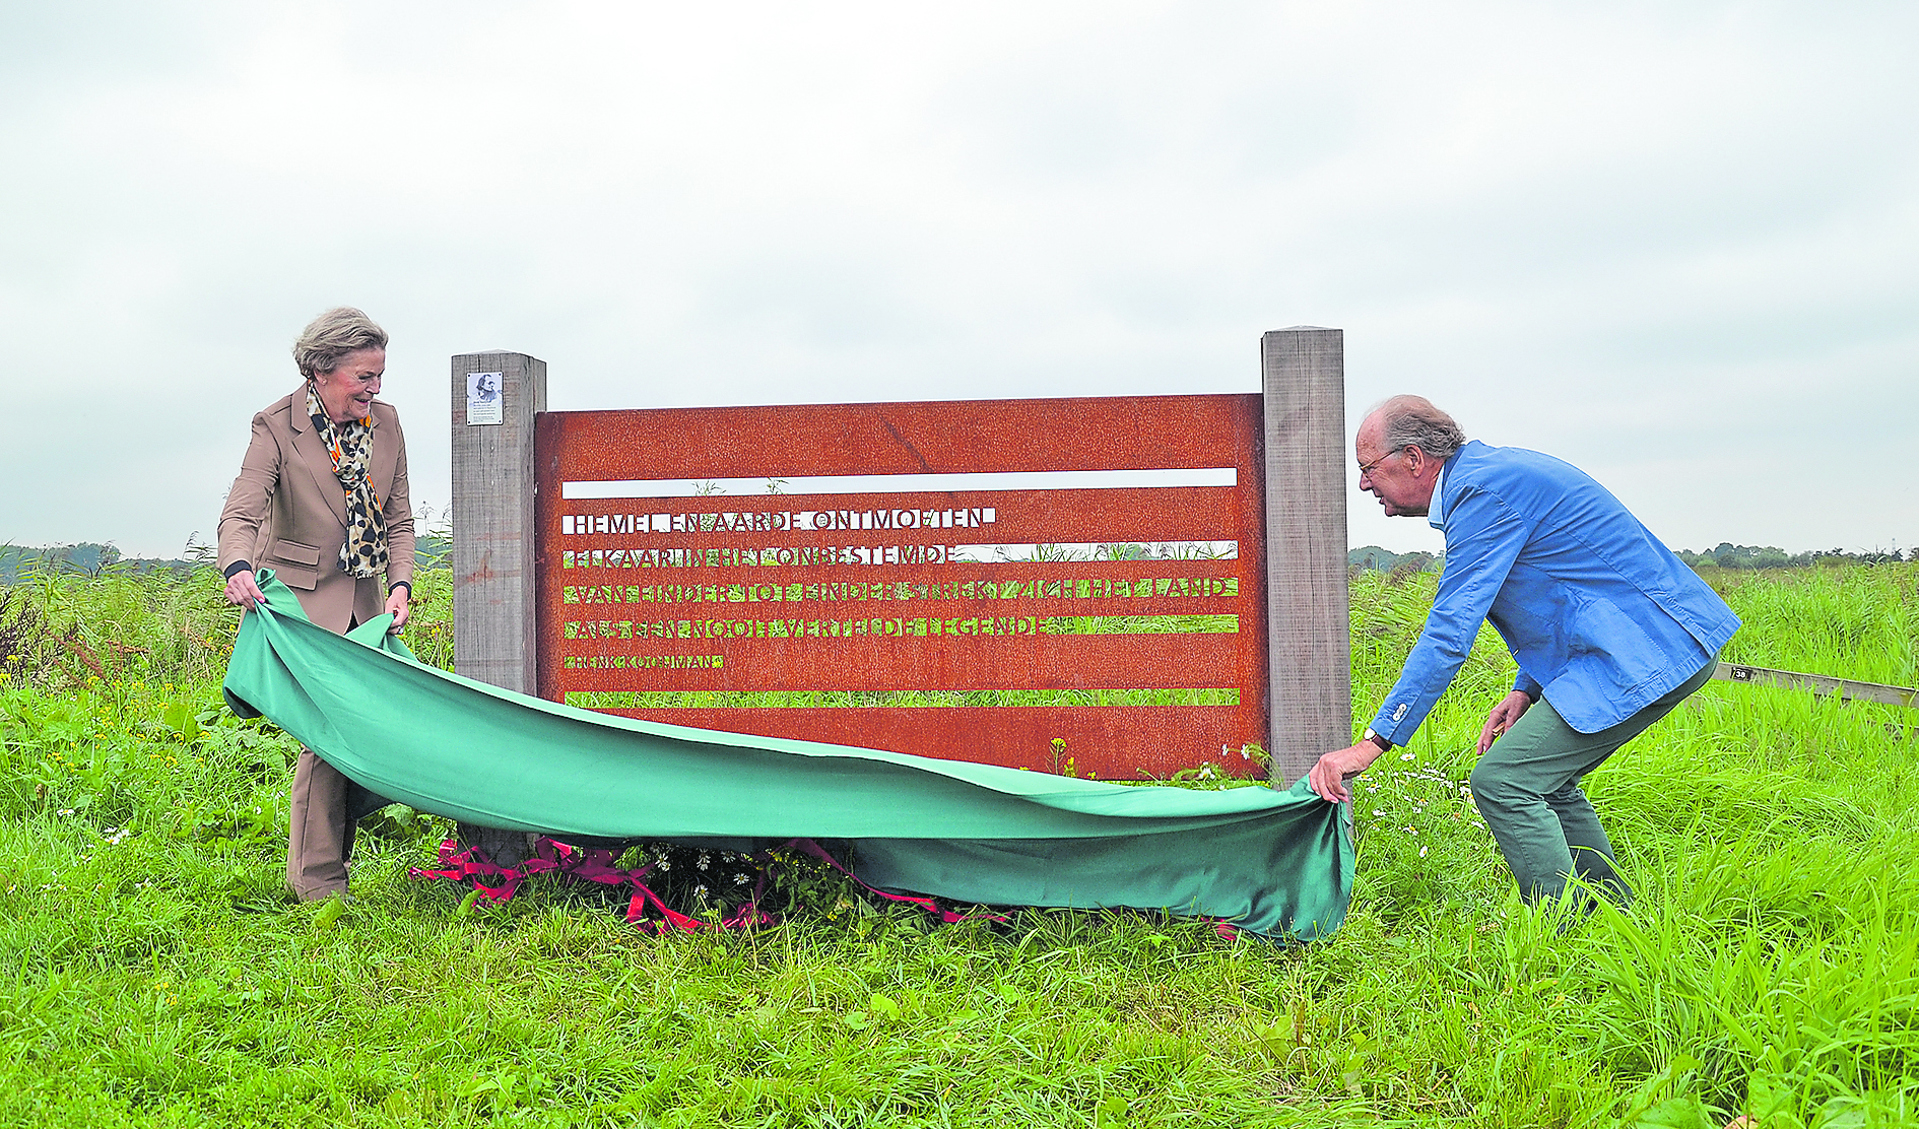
1362, 728, 1393, 752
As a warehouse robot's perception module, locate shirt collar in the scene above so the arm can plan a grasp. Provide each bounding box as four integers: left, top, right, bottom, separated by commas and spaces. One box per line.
1427, 458, 1451, 530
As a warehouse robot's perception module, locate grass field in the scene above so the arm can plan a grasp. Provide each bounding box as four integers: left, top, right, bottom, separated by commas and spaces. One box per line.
1, 563, 1915, 1126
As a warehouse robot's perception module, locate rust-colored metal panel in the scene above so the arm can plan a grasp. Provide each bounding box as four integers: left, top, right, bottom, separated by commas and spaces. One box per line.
534, 395, 1269, 779
599, 707, 1264, 779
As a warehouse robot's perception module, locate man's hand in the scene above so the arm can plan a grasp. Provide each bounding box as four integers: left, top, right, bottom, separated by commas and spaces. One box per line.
223, 568, 267, 609
384, 587, 411, 633
1478, 690, 1533, 753
1307, 737, 1388, 803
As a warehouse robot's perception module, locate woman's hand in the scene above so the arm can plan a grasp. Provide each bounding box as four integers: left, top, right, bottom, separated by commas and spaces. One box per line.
224, 569, 267, 609
384, 587, 411, 632
1478, 690, 1533, 753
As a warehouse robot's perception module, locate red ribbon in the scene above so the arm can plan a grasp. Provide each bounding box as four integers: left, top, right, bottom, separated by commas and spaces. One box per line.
408, 836, 1004, 932
778, 838, 1005, 925
407, 837, 773, 933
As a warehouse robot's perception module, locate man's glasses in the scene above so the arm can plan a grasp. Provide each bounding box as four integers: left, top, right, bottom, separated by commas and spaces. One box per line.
1357, 447, 1405, 479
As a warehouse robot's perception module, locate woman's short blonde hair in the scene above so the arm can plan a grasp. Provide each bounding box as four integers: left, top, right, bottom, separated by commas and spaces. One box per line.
293, 307, 389, 380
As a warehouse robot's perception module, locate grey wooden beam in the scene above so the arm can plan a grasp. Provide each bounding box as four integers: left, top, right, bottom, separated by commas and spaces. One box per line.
451, 352, 546, 695
450, 352, 546, 866
1261, 327, 1351, 786
1714, 662, 1918, 709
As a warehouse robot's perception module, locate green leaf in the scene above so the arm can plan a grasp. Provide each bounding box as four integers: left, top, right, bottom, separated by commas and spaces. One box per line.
311, 893, 345, 931
1631, 1097, 1713, 1129
868, 993, 900, 1021
161, 701, 200, 743
1095, 1095, 1127, 1127
1745, 1073, 1794, 1121
1812, 1097, 1866, 1129
842, 1010, 870, 1031
1253, 1016, 1295, 1054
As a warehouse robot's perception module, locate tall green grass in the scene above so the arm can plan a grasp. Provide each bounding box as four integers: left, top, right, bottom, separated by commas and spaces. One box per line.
0, 563, 1914, 1126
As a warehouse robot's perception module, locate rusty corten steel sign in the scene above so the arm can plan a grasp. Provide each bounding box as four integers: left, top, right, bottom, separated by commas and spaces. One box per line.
533, 394, 1269, 779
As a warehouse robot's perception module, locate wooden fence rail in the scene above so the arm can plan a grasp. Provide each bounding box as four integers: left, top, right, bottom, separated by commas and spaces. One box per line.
1713, 662, 1919, 709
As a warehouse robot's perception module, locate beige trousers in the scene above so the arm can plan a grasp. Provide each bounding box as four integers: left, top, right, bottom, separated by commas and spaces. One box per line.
286, 748, 356, 900
287, 749, 537, 899
285, 600, 530, 897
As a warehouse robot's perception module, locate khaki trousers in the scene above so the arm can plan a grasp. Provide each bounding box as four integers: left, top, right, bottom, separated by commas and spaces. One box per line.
286, 748, 355, 900
287, 759, 539, 899
286, 747, 393, 900
282, 622, 536, 897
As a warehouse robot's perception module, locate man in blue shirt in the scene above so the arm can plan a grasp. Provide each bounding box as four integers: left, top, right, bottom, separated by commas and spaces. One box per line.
1307, 396, 1739, 905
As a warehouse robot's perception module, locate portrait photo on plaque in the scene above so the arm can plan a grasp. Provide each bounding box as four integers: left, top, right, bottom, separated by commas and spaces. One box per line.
466, 371, 504, 425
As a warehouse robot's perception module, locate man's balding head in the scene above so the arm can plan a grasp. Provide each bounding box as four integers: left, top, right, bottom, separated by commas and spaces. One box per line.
1363, 396, 1466, 462
1354, 396, 1466, 518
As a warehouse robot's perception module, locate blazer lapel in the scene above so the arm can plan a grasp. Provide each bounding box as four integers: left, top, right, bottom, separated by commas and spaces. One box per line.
288, 391, 350, 527
368, 403, 398, 502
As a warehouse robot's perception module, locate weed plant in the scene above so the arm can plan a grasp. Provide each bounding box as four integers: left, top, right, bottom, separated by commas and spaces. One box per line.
0, 563, 1915, 1125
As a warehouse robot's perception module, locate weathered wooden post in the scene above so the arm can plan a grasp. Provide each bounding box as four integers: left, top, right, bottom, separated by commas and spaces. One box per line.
1261, 327, 1351, 785
450, 351, 546, 859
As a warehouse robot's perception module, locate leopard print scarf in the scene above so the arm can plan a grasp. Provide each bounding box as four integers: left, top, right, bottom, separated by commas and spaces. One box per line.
306, 383, 389, 579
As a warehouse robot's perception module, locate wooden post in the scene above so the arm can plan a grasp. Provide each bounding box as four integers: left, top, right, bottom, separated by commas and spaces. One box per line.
450, 351, 546, 694
450, 351, 545, 864
1261, 328, 1351, 786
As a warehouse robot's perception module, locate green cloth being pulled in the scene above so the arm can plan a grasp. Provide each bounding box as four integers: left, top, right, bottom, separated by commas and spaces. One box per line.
221, 571, 1354, 940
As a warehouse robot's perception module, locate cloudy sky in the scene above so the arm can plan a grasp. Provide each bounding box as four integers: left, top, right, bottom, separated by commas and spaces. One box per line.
4, 1, 1914, 560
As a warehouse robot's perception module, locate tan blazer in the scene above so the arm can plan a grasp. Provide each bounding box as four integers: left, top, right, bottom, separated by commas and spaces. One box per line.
218, 388, 416, 634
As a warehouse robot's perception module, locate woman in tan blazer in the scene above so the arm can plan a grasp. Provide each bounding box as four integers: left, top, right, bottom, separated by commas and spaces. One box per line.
218, 307, 416, 901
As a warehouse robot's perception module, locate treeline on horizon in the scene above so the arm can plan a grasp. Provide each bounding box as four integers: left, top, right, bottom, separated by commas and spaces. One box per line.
1351, 543, 1910, 575
0, 538, 1904, 585
0, 537, 453, 585
1672, 542, 1909, 569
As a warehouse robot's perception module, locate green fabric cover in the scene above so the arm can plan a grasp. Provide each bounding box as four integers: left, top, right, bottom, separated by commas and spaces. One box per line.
221, 572, 1354, 940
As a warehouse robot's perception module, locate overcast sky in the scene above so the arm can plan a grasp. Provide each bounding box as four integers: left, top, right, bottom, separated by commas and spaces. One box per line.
4, 1, 1914, 560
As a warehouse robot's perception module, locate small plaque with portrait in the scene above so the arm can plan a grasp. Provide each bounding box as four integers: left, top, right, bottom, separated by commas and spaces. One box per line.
466, 372, 504, 425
